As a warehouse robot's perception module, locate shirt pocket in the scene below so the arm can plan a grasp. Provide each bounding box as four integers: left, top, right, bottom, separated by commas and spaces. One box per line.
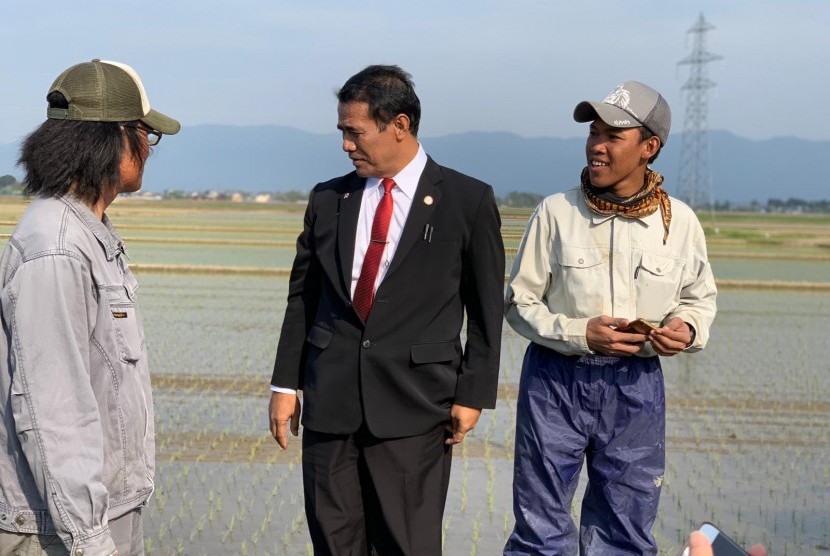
557, 246, 608, 316
105, 286, 144, 364
634, 251, 686, 321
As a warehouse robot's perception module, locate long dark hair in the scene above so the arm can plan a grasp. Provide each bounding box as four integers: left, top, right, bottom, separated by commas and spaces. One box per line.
18, 91, 148, 204
337, 65, 421, 137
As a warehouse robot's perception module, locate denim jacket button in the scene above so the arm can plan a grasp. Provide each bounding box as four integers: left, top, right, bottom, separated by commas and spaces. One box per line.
15, 515, 24, 525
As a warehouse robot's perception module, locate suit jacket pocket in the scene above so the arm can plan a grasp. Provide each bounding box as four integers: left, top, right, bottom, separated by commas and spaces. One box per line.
306, 325, 333, 350
411, 341, 459, 364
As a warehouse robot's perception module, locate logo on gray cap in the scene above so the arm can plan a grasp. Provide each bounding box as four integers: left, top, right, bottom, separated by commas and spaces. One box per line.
604, 86, 636, 118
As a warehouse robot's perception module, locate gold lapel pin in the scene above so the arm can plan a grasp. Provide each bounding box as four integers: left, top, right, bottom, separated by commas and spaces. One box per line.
424, 195, 434, 206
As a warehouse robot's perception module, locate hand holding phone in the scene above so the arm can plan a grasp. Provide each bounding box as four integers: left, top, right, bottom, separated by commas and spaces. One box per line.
681, 523, 748, 556
617, 318, 658, 335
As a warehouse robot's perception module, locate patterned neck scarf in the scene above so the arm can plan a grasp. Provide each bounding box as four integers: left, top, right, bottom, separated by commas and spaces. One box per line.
581, 166, 672, 244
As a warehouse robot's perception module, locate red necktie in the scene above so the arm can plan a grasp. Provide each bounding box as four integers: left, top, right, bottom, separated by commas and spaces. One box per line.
353, 178, 395, 321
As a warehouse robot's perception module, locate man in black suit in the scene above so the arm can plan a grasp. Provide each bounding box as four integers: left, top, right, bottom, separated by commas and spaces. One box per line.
268, 65, 504, 555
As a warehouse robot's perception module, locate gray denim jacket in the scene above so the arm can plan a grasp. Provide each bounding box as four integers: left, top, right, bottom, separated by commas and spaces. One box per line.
0, 195, 154, 555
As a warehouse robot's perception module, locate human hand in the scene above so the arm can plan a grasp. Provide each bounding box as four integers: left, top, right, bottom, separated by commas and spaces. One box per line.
684, 530, 767, 556
586, 316, 647, 356
269, 391, 301, 449
445, 404, 482, 445
685, 531, 714, 556
649, 316, 693, 356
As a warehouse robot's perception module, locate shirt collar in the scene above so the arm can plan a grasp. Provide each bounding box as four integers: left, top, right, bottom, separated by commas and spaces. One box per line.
588, 210, 656, 228
58, 194, 125, 261
365, 144, 428, 201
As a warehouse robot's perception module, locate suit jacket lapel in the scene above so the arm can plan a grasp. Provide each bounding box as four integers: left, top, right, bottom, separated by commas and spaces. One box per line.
383, 157, 442, 281
336, 174, 366, 297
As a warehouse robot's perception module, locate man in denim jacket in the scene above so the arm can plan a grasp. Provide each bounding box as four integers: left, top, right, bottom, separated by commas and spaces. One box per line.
0, 60, 179, 556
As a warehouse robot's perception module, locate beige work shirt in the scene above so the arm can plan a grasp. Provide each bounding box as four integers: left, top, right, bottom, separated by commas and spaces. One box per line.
505, 187, 717, 356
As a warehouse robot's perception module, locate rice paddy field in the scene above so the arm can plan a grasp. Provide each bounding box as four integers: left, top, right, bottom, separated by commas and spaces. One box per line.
1, 197, 828, 555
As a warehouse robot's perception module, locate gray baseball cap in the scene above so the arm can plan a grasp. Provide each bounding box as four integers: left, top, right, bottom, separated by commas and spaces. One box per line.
46, 59, 180, 135
574, 80, 670, 145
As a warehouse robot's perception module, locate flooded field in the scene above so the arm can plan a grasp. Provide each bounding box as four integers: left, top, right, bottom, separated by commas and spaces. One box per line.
140, 273, 830, 555
1, 198, 828, 554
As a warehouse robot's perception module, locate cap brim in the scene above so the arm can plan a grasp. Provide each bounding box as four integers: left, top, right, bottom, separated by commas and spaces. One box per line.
141, 108, 181, 135
573, 101, 642, 129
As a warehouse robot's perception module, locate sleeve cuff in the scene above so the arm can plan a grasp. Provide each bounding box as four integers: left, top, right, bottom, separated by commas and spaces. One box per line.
566, 317, 593, 354
69, 527, 117, 556
270, 385, 297, 395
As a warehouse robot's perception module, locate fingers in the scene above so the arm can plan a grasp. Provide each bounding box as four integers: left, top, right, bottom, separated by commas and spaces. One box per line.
275, 425, 288, 450
268, 397, 280, 442
649, 329, 685, 355
269, 413, 277, 439
445, 432, 466, 445
686, 531, 714, 556
444, 423, 470, 446
269, 392, 300, 450
607, 330, 647, 356
445, 405, 480, 445
445, 429, 461, 445
269, 411, 289, 450
617, 330, 648, 345
588, 316, 645, 355
290, 399, 300, 437
747, 545, 767, 556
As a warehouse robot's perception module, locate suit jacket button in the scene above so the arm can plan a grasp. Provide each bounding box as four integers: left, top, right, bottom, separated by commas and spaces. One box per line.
345, 300, 352, 307
362, 340, 371, 349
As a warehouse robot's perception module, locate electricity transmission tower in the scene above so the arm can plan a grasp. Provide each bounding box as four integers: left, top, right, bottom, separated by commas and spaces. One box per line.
676, 13, 722, 210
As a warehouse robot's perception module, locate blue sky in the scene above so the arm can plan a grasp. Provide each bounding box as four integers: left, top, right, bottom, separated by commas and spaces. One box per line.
0, 1, 826, 145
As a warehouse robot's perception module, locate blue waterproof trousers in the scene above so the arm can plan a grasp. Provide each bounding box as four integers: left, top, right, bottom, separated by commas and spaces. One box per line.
504, 343, 665, 556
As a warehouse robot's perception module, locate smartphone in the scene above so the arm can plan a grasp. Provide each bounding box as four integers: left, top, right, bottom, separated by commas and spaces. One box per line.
617, 318, 658, 334
681, 522, 748, 556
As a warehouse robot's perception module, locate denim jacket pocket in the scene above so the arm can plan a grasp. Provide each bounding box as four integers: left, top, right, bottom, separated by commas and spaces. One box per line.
105, 286, 144, 364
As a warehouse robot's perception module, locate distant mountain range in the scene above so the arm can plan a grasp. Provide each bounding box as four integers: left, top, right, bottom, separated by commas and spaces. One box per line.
0, 126, 824, 204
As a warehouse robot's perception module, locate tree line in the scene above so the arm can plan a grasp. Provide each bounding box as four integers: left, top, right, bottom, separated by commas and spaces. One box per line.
1, 176, 829, 213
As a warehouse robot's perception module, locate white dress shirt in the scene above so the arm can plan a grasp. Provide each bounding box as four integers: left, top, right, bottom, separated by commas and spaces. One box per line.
272, 145, 428, 395
350, 145, 428, 297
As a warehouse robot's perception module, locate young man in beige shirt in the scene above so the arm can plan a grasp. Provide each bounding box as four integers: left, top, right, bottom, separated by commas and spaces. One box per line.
504, 81, 716, 555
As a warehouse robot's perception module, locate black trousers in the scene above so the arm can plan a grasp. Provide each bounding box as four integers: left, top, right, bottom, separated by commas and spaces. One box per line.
302, 423, 453, 556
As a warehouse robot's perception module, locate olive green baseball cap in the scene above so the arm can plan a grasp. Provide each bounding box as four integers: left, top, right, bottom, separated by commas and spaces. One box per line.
46, 59, 180, 135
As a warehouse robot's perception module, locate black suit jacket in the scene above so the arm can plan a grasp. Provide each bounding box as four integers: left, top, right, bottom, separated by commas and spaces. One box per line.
271, 157, 504, 438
